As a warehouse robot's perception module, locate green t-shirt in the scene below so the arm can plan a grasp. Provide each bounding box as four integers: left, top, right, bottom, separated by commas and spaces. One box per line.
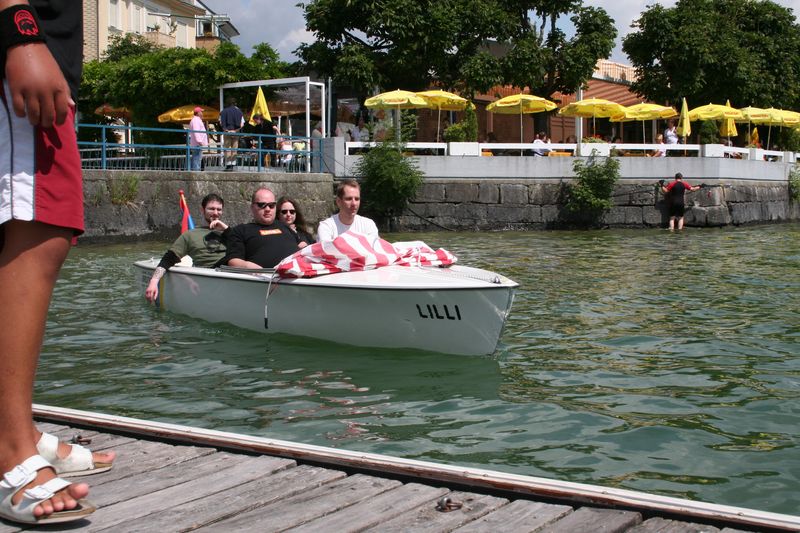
170, 227, 226, 267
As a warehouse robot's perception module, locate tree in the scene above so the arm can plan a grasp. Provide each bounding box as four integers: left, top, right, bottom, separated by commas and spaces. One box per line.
81, 39, 290, 134
297, 0, 615, 100
622, 0, 800, 109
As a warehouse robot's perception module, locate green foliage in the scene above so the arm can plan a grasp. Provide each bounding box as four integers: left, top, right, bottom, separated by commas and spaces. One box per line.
789, 165, 800, 203
108, 175, 140, 206
442, 105, 478, 142
400, 110, 418, 142
697, 121, 720, 145
566, 153, 620, 223
775, 127, 800, 152
80, 40, 289, 142
299, 0, 615, 100
623, 0, 800, 108
354, 140, 424, 218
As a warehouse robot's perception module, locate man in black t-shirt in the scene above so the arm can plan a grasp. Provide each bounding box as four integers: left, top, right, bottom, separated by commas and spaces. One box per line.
660, 172, 701, 230
223, 188, 301, 268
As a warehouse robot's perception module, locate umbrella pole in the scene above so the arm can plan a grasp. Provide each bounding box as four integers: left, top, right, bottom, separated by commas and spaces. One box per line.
436, 108, 441, 143
519, 107, 523, 155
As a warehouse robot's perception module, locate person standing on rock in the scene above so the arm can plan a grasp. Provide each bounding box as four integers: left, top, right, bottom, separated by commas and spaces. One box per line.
660, 172, 702, 231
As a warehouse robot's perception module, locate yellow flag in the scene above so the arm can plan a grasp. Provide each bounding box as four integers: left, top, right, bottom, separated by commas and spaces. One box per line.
248, 87, 271, 125
751, 127, 760, 146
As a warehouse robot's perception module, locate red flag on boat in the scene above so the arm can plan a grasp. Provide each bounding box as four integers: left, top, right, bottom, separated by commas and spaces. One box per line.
276, 232, 456, 278
178, 190, 195, 234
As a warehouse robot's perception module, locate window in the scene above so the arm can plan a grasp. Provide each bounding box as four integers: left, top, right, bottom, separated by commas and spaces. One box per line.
108, 0, 119, 29
131, 2, 143, 34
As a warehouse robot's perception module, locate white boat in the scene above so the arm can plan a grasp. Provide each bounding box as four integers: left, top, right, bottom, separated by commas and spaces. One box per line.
134, 260, 517, 355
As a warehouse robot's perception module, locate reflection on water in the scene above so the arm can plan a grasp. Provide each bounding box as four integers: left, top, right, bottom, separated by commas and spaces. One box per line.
39, 224, 800, 514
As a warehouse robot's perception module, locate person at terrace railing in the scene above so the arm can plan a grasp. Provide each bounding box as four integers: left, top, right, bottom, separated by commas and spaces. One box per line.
648, 134, 667, 157
243, 113, 278, 167
188, 106, 208, 171
664, 119, 679, 146
219, 96, 244, 171
145, 194, 228, 303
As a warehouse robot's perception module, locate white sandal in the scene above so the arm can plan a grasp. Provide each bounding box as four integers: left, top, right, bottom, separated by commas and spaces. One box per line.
0, 455, 95, 525
36, 432, 113, 477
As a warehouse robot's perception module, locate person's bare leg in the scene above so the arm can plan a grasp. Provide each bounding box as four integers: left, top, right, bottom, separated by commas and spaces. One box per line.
677, 216, 685, 230
668, 216, 676, 231
0, 220, 88, 517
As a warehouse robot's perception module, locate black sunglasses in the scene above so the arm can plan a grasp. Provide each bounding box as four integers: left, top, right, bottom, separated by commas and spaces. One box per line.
253, 201, 276, 209
280, 209, 296, 215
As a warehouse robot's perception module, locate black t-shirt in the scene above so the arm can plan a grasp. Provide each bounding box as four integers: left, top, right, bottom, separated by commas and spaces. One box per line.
669, 181, 690, 205
2, 1, 83, 101
223, 221, 300, 268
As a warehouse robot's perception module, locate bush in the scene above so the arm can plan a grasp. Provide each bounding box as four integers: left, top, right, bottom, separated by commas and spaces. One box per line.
355, 140, 424, 218
442, 104, 478, 142
697, 120, 720, 145
789, 164, 800, 203
566, 153, 620, 224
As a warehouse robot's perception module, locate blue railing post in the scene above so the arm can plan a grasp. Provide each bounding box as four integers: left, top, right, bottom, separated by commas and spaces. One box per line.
101, 125, 107, 170
186, 131, 191, 171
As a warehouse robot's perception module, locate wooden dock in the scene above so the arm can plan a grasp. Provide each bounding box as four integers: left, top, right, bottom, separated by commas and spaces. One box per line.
0, 405, 795, 532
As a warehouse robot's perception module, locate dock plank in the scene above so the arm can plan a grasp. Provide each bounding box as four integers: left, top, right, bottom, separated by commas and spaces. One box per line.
453, 499, 574, 532
363, 490, 508, 533
286, 481, 450, 533
88, 454, 293, 531
628, 517, 729, 532
197, 473, 401, 531
89, 439, 216, 487
118, 464, 346, 532
540, 507, 643, 532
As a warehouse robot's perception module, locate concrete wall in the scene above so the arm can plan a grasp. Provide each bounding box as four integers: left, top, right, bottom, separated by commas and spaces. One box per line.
82, 170, 334, 242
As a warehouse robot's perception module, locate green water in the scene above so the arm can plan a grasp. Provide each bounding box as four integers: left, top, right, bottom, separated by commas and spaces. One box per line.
38, 224, 800, 514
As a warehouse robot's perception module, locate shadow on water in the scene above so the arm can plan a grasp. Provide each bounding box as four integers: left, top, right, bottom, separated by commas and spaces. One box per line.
37, 225, 800, 514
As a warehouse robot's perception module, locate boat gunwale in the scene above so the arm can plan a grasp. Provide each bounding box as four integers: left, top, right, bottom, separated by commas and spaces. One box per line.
133, 260, 519, 291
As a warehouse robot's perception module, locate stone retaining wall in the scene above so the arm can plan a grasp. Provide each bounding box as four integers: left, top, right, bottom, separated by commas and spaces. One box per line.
392, 179, 800, 231
82, 170, 334, 242
81, 171, 799, 242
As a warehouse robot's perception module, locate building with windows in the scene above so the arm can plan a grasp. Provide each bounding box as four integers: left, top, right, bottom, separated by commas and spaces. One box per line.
82, 0, 239, 61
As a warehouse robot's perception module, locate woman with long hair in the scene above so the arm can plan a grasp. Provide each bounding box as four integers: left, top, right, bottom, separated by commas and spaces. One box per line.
277, 196, 315, 247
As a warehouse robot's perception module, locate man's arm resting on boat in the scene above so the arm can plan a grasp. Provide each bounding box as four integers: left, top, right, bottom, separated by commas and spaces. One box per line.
227, 257, 264, 269
144, 251, 181, 303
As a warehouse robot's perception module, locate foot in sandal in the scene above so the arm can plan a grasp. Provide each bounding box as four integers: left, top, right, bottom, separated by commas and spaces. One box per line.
35, 430, 116, 477
0, 455, 95, 525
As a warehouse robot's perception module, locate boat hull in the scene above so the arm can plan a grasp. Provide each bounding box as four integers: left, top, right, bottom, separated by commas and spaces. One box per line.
134, 261, 517, 355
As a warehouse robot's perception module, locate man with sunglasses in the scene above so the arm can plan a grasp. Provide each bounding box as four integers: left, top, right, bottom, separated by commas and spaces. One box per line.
223, 188, 302, 269
145, 193, 228, 303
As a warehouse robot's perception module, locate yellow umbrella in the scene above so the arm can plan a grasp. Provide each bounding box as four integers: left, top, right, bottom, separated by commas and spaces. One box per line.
248, 87, 272, 125
719, 99, 738, 139
751, 127, 760, 147
687, 103, 743, 121
158, 104, 219, 124
755, 108, 800, 149
609, 103, 677, 142
365, 89, 428, 141
416, 89, 471, 142
487, 93, 557, 144
558, 98, 626, 136
677, 97, 691, 140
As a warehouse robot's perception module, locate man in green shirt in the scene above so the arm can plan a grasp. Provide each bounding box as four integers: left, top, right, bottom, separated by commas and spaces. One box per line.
145, 193, 228, 303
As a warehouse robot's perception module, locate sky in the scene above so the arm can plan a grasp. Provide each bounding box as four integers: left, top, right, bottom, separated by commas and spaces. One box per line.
202, 0, 800, 65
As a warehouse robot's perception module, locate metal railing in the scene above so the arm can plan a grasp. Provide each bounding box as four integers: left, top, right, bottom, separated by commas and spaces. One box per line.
77, 123, 320, 172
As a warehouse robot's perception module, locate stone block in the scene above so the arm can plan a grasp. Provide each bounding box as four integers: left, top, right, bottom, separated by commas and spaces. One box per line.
764, 201, 788, 220
643, 205, 667, 226
705, 206, 732, 226
629, 187, 657, 206
529, 182, 563, 205
487, 205, 541, 223
500, 184, 529, 205
541, 205, 561, 223
477, 182, 500, 204
729, 202, 761, 224
415, 182, 445, 202
445, 182, 479, 203
683, 206, 705, 226
601, 206, 642, 225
